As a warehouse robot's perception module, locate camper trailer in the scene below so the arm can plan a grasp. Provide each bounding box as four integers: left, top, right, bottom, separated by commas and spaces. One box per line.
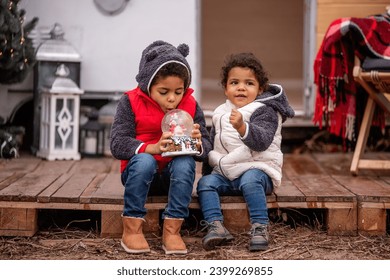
0, 0, 388, 153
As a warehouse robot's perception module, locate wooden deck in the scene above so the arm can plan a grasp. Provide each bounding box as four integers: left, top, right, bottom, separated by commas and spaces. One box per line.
1, 152, 390, 237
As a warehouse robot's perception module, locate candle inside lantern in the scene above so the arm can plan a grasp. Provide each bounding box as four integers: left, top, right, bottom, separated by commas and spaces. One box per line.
84, 137, 97, 154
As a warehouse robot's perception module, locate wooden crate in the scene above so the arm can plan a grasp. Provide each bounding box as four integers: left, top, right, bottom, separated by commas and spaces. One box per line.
1, 154, 390, 238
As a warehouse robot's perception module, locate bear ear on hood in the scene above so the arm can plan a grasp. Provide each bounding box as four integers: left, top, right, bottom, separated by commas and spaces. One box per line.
177, 43, 189, 57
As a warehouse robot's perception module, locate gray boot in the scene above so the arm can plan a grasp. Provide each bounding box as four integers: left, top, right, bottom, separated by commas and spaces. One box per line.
200, 220, 234, 250
249, 223, 269, 251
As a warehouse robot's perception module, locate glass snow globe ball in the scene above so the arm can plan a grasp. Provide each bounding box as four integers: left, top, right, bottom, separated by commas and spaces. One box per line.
161, 109, 193, 136
161, 109, 199, 157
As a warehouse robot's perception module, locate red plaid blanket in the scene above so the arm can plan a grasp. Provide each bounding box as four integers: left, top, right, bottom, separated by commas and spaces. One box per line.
313, 15, 390, 144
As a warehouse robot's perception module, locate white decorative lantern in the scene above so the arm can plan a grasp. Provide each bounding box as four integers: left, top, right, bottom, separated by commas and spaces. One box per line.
36, 64, 84, 160
33, 23, 81, 154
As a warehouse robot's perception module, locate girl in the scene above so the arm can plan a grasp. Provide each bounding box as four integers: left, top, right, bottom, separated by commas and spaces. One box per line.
197, 53, 295, 251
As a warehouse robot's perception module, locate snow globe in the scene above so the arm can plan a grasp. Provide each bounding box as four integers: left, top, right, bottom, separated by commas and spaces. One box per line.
161, 109, 199, 157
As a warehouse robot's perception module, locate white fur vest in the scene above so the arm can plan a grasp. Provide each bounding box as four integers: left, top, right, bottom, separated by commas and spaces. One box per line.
209, 99, 283, 187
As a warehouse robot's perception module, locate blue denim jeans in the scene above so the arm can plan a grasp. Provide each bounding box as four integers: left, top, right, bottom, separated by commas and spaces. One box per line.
121, 153, 195, 219
197, 169, 273, 225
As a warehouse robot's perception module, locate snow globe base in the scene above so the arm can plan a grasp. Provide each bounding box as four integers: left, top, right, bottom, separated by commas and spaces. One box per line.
161, 150, 200, 157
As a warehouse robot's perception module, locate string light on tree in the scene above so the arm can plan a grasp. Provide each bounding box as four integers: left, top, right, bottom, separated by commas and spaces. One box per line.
0, 0, 38, 84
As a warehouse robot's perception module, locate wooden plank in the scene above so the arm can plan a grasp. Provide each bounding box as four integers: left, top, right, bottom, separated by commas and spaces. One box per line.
315, 1, 387, 51
275, 177, 305, 202
350, 152, 390, 177
312, 153, 352, 175
49, 173, 96, 203
150, 196, 168, 203
0, 200, 124, 211
0, 171, 15, 183
0, 156, 41, 173
380, 176, 390, 185
317, 4, 387, 35
67, 157, 115, 174
79, 173, 108, 204
267, 201, 355, 209
0, 172, 26, 192
32, 159, 76, 175
0, 199, 354, 212
283, 154, 325, 177
0, 173, 61, 202
267, 193, 277, 203
37, 173, 74, 203
89, 173, 123, 204
289, 174, 355, 202
357, 159, 390, 172
109, 158, 120, 173
318, 0, 387, 4
374, 154, 390, 177
333, 175, 390, 203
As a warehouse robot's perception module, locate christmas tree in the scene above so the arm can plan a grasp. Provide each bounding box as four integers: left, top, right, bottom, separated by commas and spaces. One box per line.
0, 0, 38, 84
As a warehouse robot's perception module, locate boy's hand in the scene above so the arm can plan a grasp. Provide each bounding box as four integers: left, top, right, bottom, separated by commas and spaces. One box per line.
191, 123, 202, 149
146, 132, 173, 154
230, 109, 246, 136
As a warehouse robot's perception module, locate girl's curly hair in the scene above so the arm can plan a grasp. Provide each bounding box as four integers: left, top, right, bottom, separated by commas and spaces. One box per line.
220, 52, 269, 91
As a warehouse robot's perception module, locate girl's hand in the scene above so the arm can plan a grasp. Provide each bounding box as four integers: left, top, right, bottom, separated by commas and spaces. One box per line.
230, 109, 246, 136
191, 123, 202, 149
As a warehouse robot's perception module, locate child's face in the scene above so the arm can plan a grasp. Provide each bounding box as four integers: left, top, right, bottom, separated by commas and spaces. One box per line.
224, 67, 262, 108
150, 76, 185, 113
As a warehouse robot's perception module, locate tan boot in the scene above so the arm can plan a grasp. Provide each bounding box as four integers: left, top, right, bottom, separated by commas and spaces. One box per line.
162, 218, 187, 255
121, 216, 150, 254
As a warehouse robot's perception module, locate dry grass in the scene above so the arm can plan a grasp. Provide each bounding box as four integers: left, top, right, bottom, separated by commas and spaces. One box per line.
1, 221, 389, 260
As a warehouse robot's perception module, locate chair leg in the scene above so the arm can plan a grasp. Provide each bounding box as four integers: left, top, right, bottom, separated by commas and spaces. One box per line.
350, 98, 376, 175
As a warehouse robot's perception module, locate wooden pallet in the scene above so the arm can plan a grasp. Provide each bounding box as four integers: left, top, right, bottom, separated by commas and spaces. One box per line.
1, 153, 390, 237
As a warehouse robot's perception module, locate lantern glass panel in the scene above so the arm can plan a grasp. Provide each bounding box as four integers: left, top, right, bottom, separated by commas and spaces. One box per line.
55, 98, 63, 119
54, 98, 75, 150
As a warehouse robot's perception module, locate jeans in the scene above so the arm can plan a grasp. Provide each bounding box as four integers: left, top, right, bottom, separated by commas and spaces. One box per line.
121, 153, 195, 219
197, 169, 273, 225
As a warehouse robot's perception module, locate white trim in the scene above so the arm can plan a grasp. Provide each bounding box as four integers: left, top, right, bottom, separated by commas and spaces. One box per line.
303, 0, 317, 118
258, 84, 283, 101
146, 60, 191, 94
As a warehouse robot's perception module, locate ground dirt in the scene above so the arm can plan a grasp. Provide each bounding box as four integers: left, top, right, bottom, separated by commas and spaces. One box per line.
1, 217, 390, 260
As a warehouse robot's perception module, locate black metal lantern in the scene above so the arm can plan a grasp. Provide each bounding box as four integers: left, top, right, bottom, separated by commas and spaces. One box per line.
79, 110, 105, 157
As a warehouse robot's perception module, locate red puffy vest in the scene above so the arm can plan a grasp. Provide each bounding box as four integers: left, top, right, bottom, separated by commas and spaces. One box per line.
120, 87, 196, 172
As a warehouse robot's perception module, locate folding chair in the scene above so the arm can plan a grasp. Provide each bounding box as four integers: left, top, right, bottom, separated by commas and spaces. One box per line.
350, 56, 390, 175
